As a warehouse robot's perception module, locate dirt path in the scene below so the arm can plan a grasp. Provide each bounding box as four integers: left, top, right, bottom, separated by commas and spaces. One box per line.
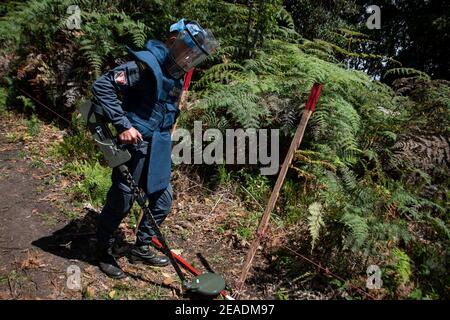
0, 122, 83, 299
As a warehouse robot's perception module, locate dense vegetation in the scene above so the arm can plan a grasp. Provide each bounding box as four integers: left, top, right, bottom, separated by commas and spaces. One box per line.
0, 0, 448, 299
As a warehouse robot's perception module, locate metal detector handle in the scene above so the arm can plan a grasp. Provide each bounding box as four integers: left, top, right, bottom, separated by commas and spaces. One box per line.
116, 135, 143, 151
118, 165, 188, 286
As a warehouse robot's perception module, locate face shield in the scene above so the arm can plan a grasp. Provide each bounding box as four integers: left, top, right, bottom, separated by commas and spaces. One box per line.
165, 20, 218, 79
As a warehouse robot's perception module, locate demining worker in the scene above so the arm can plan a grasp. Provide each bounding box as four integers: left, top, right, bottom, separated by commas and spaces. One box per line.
91, 19, 218, 279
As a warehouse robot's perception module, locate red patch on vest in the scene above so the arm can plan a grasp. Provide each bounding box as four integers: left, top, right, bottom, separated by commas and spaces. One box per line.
114, 71, 127, 85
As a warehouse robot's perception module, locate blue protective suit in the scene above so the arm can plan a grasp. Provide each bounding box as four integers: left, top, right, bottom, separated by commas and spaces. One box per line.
92, 40, 183, 246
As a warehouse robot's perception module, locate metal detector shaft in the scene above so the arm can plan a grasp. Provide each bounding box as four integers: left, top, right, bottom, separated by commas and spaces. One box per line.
118, 165, 188, 287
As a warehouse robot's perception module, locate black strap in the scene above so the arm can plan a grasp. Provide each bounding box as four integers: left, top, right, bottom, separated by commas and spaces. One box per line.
91, 101, 106, 117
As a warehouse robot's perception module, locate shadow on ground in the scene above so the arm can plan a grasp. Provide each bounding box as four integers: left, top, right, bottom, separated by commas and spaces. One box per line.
31, 210, 215, 298
30, 209, 130, 266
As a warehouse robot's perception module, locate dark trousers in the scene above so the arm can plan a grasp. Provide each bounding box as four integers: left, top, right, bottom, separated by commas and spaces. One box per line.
96, 141, 173, 247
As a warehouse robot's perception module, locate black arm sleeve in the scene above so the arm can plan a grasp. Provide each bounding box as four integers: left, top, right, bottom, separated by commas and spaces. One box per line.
91, 61, 142, 133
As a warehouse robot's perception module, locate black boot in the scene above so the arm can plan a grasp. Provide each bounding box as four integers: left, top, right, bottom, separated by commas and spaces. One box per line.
97, 244, 126, 279
129, 244, 170, 267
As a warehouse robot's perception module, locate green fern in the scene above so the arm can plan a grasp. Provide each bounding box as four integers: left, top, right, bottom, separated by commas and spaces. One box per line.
307, 202, 324, 251
340, 165, 359, 191
201, 110, 229, 131
70, 160, 112, 208
425, 215, 450, 240
392, 247, 412, 285
196, 84, 268, 128
385, 68, 431, 81
341, 212, 369, 247
79, 38, 103, 78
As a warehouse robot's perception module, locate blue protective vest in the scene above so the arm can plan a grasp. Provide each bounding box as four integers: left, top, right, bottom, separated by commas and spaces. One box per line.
125, 40, 183, 194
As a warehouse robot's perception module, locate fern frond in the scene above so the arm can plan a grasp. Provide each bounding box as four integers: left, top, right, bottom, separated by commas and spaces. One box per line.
308, 202, 324, 251
385, 68, 431, 81
341, 212, 369, 247
392, 247, 412, 284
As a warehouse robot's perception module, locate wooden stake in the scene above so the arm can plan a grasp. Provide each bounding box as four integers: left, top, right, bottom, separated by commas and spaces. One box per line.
235, 83, 323, 296
171, 68, 194, 135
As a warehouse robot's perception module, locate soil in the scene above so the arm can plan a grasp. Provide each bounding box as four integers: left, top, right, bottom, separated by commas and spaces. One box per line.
0, 118, 84, 299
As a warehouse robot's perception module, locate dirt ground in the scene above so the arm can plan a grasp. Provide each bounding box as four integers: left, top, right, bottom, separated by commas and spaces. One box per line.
0, 123, 82, 299
0, 112, 284, 300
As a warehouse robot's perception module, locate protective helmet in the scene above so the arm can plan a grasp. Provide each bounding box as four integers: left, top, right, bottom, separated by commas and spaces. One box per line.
165, 19, 218, 79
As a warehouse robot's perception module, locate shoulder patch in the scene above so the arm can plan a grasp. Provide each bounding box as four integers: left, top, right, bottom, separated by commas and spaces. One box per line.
114, 71, 127, 85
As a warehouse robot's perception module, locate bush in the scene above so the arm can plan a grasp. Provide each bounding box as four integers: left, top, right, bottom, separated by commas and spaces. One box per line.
68, 161, 111, 208
55, 113, 101, 163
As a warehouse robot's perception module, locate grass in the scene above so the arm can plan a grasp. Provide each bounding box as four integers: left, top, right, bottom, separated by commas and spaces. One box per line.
216, 208, 263, 241
18, 150, 27, 158
105, 283, 131, 300
0, 274, 8, 285
0, 87, 7, 111
8, 270, 25, 281
177, 210, 188, 221
101, 283, 164, 300
180, 229, 191, 241
30, 158, 45, 168
27, 114, 41, 136
60, 208, 81, 220
27, 145, 42, 157
5, 132, 19, 143
236, 211, 262, 241
238, 169, 271, 209
217, 164, 233, 186
145, 285, 163, 300
208, 254, 224, 265
55, 115, 101, 163
6, 270, 29, 291
45, 140, 64, 160
127, 203, 141, 229
285, 205, 306, 225
275, 288, 289, 300
43, 175, 57, 186
236, 224, 253, 241
40, 212, 58, 226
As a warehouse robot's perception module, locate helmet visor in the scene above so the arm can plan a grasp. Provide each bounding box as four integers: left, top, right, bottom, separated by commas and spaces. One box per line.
169, 22, 218, 72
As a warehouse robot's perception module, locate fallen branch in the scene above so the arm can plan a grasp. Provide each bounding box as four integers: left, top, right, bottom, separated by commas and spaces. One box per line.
209, 194, 224, 215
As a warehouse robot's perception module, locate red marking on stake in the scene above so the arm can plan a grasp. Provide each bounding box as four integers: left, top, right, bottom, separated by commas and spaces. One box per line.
183, 68, 194, 92
305, 83, 323, 111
